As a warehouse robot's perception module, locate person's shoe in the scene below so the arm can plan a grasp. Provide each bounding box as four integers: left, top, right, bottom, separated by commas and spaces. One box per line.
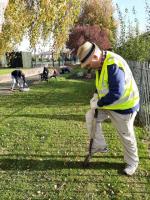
124, 164, 138, 176
91, 147, 108, 154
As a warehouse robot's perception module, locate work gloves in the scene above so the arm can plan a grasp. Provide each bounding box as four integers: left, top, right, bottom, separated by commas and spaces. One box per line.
90, 93, 98, 109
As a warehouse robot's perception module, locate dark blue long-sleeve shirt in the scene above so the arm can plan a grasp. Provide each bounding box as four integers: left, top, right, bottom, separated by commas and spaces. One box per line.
97, 64, 139, 114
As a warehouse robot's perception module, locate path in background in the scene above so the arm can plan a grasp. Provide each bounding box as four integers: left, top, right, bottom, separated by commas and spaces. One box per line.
0, 66, 59, 95
0, 74, 41, 95
0, 64, 73, 95
0, 67, 43, 83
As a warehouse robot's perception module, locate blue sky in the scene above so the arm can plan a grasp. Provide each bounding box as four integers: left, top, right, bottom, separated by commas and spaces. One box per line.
113, 0, 147, 32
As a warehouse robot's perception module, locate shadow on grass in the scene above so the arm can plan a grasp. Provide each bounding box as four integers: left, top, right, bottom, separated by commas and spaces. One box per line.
3, 113, 85, 121
1, 153, 149, 160
0, 157, 124, 173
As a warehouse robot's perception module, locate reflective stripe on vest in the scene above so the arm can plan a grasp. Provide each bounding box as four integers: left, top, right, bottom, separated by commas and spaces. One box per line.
96, 51, 139, 110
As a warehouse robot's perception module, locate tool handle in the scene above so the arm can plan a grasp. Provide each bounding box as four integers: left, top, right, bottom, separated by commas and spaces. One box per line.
89, 138, 93, 154
94, 108, 98, 118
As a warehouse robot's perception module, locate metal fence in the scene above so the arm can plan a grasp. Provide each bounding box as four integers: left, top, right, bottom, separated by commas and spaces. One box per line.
128, 61, 150, 133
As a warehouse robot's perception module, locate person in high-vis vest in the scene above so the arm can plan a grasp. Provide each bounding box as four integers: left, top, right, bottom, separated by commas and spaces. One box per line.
77, 41, 140, 176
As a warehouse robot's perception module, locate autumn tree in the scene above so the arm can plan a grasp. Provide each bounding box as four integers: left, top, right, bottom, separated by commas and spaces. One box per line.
67, 25, 112, 54
67, 0, 117, 53
0, 0, 82, 56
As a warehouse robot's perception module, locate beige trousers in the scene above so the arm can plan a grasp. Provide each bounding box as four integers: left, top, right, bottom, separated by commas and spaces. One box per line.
85, 109, 139, 166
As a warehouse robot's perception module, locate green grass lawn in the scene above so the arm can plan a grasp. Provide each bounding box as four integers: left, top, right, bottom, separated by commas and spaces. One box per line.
0, 77, 149, 200
0, 68, 28, 75
0, 68, 17, 75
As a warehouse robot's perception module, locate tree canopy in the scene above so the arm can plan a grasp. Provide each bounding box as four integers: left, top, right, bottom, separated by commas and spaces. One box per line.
78, 0, 116, 30
67, 25, 112, 54
67, 0, 117, 53
0, 0, 82, 56
115, 2, 150, 61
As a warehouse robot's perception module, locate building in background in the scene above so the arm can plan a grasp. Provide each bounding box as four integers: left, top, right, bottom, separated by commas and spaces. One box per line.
0, 51, 32, 68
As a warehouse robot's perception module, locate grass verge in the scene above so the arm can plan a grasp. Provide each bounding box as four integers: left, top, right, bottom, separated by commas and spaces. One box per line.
0, 68, 29, 75
0, 77, 150, 199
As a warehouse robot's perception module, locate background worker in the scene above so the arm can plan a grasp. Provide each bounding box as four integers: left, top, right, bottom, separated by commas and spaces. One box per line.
49, 69, 59, 79
41, 66, 49, 81
77, 41, 140, 176
11, 69, 28, 91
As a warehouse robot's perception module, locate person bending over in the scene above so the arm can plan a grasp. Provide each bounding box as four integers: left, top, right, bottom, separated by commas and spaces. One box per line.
11, 70, 28, 91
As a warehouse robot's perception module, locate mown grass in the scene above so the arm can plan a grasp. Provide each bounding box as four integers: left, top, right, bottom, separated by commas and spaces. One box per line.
0, 68, 28, 75
0, 76, 150, 200
0, 68, 16, 75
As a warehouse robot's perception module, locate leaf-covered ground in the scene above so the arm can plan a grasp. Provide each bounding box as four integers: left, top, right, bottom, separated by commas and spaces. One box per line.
0, 77, 149, 200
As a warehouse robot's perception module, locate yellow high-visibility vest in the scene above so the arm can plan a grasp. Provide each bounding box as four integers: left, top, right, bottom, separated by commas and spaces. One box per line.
96, 51, 139, 110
